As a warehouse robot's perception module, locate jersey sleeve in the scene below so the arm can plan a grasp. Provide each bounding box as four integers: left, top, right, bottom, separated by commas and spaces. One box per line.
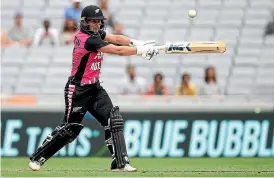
84, 35, 109, 51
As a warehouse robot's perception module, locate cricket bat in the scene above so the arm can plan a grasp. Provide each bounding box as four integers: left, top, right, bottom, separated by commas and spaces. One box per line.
155, 41, 226, 54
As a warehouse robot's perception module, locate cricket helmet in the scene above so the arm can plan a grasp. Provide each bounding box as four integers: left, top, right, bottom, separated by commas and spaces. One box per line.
80, 5, 107, 35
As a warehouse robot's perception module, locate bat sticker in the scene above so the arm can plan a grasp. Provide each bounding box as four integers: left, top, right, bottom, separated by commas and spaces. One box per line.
167, 43, 191, 52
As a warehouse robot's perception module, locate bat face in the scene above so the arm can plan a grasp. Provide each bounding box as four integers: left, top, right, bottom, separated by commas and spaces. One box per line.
164, 41, 226, 54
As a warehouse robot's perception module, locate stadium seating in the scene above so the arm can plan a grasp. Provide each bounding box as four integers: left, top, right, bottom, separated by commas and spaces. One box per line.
1, 0, 274, 96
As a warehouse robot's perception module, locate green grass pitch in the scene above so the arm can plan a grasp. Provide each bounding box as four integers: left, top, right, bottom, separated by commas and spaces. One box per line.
1, 157, 274, 177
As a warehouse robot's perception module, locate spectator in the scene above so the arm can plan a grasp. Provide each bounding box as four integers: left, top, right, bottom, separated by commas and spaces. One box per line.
120, 64, 147, 95
8, 12, 32, 47
32, 19, 60, 47
175, 73, 197, 96
64, 0, 83, 25
264, 11, 274, 36
1, 31, 13, 47
99, 0, 123, 34
200, 66, 222, 95
147, 73, 169, 95
62, 18, 77, 45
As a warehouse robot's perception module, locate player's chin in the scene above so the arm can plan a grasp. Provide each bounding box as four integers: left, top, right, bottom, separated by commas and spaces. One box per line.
91, 27, 99, 33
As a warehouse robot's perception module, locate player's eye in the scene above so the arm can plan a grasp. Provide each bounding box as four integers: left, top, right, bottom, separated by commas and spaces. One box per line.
91, 20, 101, 24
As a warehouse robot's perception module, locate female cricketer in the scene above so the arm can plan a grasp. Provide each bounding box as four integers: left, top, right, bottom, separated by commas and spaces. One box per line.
28, 5, 159, 172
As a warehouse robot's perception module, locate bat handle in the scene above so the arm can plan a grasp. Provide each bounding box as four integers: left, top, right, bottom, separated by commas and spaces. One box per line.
154, 45, 166, 51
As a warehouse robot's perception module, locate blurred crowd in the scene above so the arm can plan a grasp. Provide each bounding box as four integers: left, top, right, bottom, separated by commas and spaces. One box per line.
120, 64, 222, 96
264, 11, 274, 36
1, 0, 274, 48
1, 0, 274, 97
1, 0, 123, 48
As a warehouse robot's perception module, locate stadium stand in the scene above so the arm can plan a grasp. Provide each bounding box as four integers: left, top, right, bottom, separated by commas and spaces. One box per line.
1, 0, 274, 98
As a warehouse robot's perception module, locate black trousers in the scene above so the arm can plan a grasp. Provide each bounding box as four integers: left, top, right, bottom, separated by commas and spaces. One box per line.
62, 78, 115, 155
63, 78, 113, 127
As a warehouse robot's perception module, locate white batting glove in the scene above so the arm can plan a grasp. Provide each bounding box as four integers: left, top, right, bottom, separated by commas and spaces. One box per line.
129, 39, 156, 47
136, 45, 159, 60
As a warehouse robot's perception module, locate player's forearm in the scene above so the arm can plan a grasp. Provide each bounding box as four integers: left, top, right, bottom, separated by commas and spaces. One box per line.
113, 35, 131, 46
99, 44, 156, 58
98, 44, 137, 56
115, 46, 137, 56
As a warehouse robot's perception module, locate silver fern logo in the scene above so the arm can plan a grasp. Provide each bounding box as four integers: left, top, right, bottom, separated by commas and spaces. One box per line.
95, 9, 100, 14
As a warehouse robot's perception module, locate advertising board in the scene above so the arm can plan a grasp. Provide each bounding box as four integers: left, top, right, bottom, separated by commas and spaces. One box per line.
1, 112, 274, 157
